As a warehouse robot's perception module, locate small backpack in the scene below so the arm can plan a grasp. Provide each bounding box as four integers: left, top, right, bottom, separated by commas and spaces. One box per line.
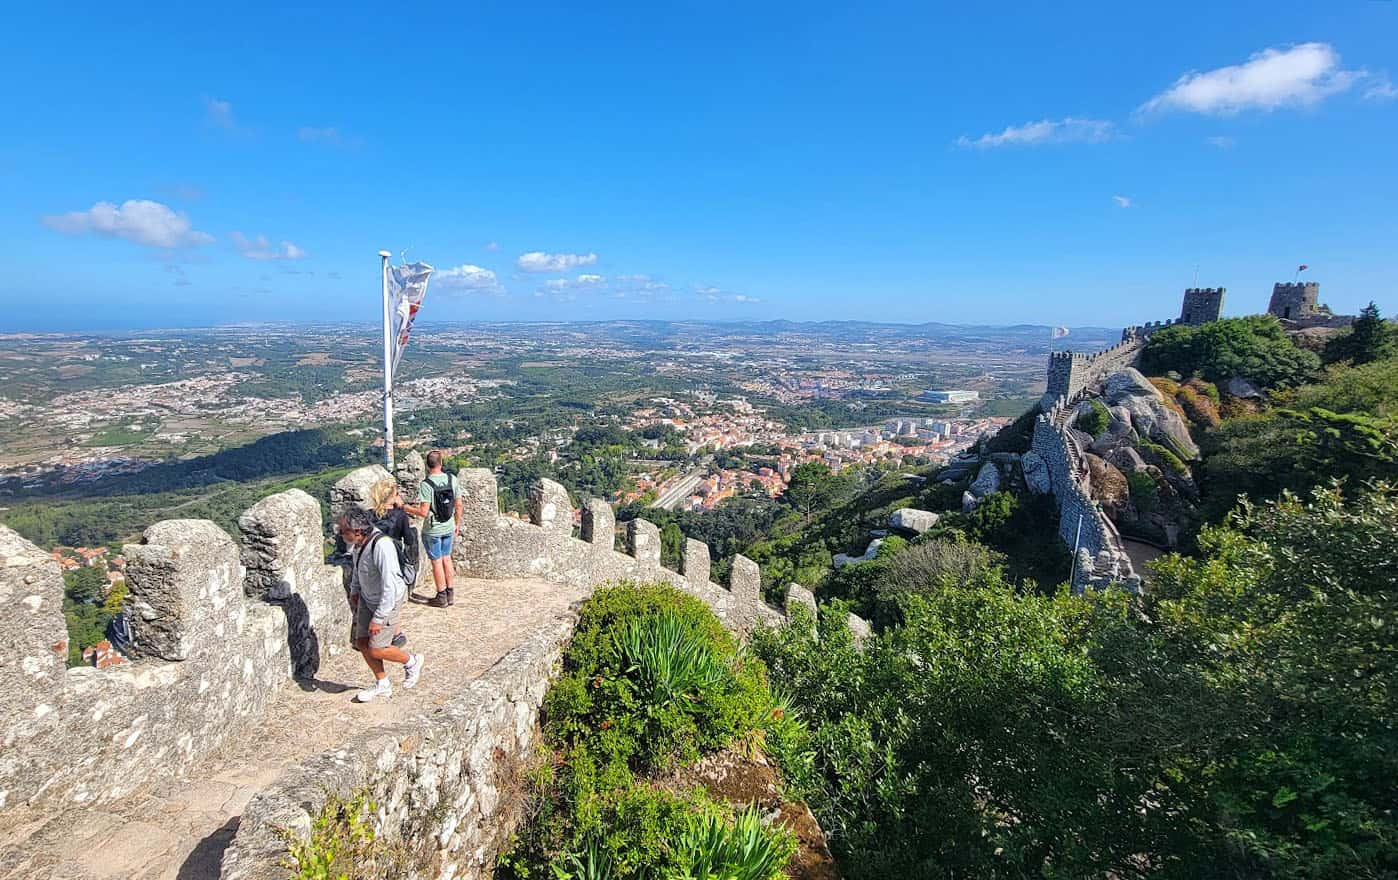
427, 474, 456, 524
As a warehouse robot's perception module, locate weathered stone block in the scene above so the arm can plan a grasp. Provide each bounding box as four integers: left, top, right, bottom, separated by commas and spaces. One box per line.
888, 508, 939, 534
680, 538, 710, 586
0, 526, 68, 708
730, 555, 761, 605
457, 469, 501, 534
581, 499, 614, 547
239, 489, 323, 601
626, 519, 661, 565
529, 479, 572, 538
846, 612, 872, 647
123, 519, 242, 662
784, 584, 817, 619
329, 465, 392, 522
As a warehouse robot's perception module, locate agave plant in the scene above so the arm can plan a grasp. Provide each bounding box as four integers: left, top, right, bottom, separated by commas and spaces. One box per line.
551, 837, 614, 880
672, 805, 795, 880
615, 612, 733, 708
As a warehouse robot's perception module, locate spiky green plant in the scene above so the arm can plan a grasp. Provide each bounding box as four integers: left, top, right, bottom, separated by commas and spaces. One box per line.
672, 805, 796, 880
615, 612, 733, 708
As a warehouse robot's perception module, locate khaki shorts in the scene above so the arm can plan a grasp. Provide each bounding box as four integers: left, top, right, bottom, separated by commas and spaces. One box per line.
352, 600, 401, 649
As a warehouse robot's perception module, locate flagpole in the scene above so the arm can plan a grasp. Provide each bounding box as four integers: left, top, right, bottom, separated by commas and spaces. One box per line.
379, 250, 395, 470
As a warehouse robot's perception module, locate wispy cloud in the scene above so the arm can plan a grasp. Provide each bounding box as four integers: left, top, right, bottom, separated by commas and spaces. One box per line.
1206, 135, 1237, 149
483, 241, 500, 252
297, 126, 341, 143
1112, 195, 1132, 209
694, 285, 760, 304
204, 96, 237, 129
1364, 76, 1397, 101
43, 199, 214, 249
437, 263, 503, 293
516, 251, 598, 273
231, 232, 307, 261
957, 117, 1116, 149
1139, 43, 1363, 115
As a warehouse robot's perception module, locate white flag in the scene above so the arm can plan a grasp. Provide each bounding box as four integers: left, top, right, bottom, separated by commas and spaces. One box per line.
1051, 326, 1070, 340
389, 261, 434, 376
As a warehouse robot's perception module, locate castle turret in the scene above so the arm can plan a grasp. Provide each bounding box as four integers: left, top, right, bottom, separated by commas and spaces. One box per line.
1180, 287, 1225, 325
1268, 282, 1320, 321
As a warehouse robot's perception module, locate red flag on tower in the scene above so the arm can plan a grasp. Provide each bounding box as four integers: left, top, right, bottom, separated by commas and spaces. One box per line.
1298, 264, 1308, 272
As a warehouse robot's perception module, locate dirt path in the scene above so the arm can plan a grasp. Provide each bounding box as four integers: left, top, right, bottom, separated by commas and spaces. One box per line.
0, 575, 585, 880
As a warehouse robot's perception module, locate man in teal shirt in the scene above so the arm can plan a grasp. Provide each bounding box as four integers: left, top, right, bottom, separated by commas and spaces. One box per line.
405, 450, 463, 608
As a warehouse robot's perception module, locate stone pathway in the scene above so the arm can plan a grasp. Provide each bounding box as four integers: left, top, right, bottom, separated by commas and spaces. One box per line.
0, 576, 585, 880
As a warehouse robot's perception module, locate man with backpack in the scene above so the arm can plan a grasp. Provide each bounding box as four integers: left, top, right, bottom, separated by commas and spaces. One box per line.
405, 450, 463, 608
339, 507, 424, 703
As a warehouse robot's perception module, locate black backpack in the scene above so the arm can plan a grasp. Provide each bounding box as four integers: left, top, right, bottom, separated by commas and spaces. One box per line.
427, 474, 456, 524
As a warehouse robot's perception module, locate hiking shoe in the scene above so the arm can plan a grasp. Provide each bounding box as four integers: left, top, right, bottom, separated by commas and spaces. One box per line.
391, 632, 407, 649
354, 678, 392, 703
403, 654, 424, 689
427, 591, 450, 608
445, 588, 455, 606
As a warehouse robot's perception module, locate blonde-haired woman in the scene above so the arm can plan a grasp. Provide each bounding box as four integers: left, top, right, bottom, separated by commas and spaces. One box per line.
366, 477, 414, 648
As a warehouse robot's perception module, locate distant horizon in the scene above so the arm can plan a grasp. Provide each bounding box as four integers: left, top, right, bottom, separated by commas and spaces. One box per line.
0, 315, 1130, 337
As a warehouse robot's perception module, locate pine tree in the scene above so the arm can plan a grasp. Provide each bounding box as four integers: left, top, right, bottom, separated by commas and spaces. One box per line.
1325, 301, 1395, 366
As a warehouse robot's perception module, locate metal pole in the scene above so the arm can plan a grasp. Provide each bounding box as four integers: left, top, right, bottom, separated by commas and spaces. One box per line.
1068, 512, 1084, 586
379, 250, 394, 470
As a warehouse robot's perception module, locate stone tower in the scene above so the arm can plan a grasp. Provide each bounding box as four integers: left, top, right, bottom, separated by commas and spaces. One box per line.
1179, 287, 1225, 325
1268, 282, 1320, 321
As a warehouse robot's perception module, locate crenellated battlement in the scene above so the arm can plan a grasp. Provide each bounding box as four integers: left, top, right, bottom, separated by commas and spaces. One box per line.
0, 489, 348, 811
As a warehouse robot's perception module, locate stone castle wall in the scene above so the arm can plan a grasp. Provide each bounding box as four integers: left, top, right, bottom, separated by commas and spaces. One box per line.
221, 466, 856, 880
1042, 336, 1147, 410
1179, 287, 1226, 325
0, 489, 347, 810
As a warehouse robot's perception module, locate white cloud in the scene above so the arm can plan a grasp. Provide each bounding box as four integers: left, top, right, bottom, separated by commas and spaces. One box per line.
694, 285, 759, 305
1139, 43, 1362, 115
297, 126, 340, 142
540, 274, 607, 296
484, 241, 500, 252
204, 96, 236, 129
231, 232, 307, 261
1206, 135, 1237, 148
1112, 195, 1132, 208
516, 251, 598, 272
1365, 76, 1397, 101
957, 117, 1115, 149
437, 263, 502, 293
43, 199, 214, 249
616, 273, 670, 292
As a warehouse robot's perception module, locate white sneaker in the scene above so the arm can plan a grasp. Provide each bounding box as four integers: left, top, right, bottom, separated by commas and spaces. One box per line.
355, 678, 392, 703
403, 654, 424, 689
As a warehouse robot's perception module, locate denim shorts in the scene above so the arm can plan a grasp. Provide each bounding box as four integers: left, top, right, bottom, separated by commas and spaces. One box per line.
425, 532, 454, 560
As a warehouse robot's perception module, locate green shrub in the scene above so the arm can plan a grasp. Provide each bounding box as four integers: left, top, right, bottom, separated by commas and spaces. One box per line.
1141, 440, 1190, 476
1078, 399, 1111, 438
675, 805, 797, 880
503, 583, 805, 880
1126, 471, 1159, 513
286, 791, 377, 880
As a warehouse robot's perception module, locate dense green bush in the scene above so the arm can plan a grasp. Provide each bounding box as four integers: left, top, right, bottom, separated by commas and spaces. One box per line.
502, 583, 802, 879
756, 485, 1398, 879
1141, 315, 1320, 389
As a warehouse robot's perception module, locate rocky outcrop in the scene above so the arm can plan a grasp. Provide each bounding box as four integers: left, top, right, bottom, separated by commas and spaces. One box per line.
1103, 368, 1200, 460
1021, 450, 1051, 494
969, 462, 1002, 497
1085, 454, 1130, 520
889, 508, 939, 534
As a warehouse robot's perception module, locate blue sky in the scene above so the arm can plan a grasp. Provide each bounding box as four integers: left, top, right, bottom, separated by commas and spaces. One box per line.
1, 2, 1395, 331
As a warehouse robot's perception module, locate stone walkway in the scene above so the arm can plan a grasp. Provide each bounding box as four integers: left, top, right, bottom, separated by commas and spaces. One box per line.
0, 576, 585, 880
